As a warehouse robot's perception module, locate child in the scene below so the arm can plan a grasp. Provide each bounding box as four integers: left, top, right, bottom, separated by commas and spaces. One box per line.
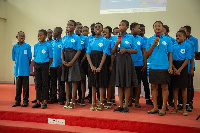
82, 26, 89, 37
170, 30, 191, 116
12, 31, 32, 107
145, 21, 173, 116
130, 22, 146, 108
75, 22, 89, 106
112, 20, 138, 113
32, 29, 53, 109
139, 24, 153, 105
163, 25, 176, 44
62, 20, 82, 109
49, 27, 65, 105
47, 29, 54, 44
86, 22, 109, 111
112, 27, 120, 35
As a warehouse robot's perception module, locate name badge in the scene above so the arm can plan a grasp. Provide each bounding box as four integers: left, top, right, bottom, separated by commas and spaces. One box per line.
24, 50, 27, 54
180, 49, 185, 54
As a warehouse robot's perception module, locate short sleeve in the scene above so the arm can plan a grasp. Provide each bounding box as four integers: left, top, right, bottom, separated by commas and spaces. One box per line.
86, 43, 91, 54
12, 45, 15, 61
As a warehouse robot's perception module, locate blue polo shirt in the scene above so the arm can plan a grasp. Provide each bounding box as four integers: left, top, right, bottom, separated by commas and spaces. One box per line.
78, 33, 88, 50
131, 35, 145, 66
165, 35, 176, 44
188, 35, 198, 53
111, 33, 137, 52
12, 42, 32, 77
47, 39, 54, 45
34, 41, 53, 63
185, 39, 195, 73
50, 38, 63, 67
86, 35, 109, 54
146, 34, 172, 69
62, 33, 82, 51
141, 36, 148, 45
172, 41, 191, 61
88, 34, 96, 45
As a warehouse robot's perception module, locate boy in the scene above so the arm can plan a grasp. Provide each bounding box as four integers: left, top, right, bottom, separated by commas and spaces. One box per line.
49, 27, 65, 105
112, 27, 120, 35
32, 29, 53, 109
12, 31, 32, 107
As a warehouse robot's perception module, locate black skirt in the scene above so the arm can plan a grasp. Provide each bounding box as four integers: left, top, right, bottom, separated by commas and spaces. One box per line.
79, 49, 88, 81
115, 53, 138, 88
172, 60, 188, 88
149, 69, 170, 84
61, 49, 81, 82
88, 51, 108, 88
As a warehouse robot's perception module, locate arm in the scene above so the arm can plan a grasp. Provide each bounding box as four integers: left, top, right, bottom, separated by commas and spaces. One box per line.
86, 53, 96, 73
49, 58, 53, 68
80, 54, 86, 65
118, 48, 137, 54
175, 59, 189, 75
61, 50, 67, 66
96, 54, 107, 72
109, 54, 114, 72
145, 38, 159, 58
189, 57, 194, 76
168, 52, 173, 74
112, 39, 121, 54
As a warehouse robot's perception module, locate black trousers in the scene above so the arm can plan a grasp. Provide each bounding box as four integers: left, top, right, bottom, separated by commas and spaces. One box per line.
15, 76, 29, 102
142, 69, 150, 99
50, 67, 65, 101
35, 62, 49, 101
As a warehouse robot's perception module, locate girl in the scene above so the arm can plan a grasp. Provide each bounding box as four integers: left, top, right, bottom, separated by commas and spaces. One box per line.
170, 30, 191, 116
145, 21, 173, 116
62, 20, 82, 109
112, 20, 138, 113
86, 22, 109, 111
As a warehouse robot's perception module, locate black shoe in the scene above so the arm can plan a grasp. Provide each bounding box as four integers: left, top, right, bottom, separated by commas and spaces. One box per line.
146, 99, 153, 105
12, 102, 20, 107
177, 104, 183, 110
186, 105, 192, 112
59, 101, 65, 105
113, 107, 123, 112
21, 101, 28, 107
169, 102, 174, 107
158, 112, 166, 116
32, 103, 41, 108
41, 103, 47, 109
147, 110, 159, 114
123, 107, 129, 113
32, 99, 37, 103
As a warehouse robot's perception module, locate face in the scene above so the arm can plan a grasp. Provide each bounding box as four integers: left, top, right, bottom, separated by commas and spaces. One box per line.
67, 21, 76, 32
140, 27, 145, 36
176, 32, 186, 44
82, 27, 89, 36
153, 22, 163, 34
47, 30, 53, 40
38, 32, 47, 42
17, 32, 25, 43
113, 29, 120, 35
163, 28, 168, 36
132, 25, 141, 35
102, 28, 109, 38
119, 22, 128, 33
65, 27, 69, 35
75, 24, 83, 35
91, 26, 95, 35
94, 24, 102, 35
53, 29, 59, 40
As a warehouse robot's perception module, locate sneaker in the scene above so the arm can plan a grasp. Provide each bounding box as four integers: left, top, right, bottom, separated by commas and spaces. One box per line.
113, 107, 123, 112
32, 103, 41, 108
123, 107, 129, 113
186, 105, 192, 112
146, 99, 153, 105
21, 101, 28, 107
63, 102, 69, 109
12, 101, 20, 107
96, 103, 104, 111
177, 104, 183, 110
80, 99, 85, 106
104, 102, 112, 109
41, 103, 47, 109
68, 102, 75, 109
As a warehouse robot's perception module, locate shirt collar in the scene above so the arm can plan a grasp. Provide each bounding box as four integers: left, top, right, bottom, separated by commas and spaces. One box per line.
17, 42, 25, 46
153, 33, 165, 38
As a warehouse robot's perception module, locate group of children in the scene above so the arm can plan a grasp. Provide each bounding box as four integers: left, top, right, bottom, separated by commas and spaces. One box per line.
12, 20, 198, 116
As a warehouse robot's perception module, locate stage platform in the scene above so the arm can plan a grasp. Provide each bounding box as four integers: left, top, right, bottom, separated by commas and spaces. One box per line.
0, 83, 200, 133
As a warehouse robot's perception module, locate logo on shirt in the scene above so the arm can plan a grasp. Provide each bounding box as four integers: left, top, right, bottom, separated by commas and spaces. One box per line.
125, 41, 129, 44
180, 49, 185, 54
24, 50, 27, 54
162, 41, 167, 45
58, 44, 62, 48
137, 41, 141, 45
81, 41, 84, 45
42, 49, 46, 54
71, 39, 75, 43
98, 43, 103, 47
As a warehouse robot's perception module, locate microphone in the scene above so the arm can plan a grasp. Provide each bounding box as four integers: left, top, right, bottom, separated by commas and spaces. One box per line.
118, 33, 121, 48
156, 34, 160, 48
